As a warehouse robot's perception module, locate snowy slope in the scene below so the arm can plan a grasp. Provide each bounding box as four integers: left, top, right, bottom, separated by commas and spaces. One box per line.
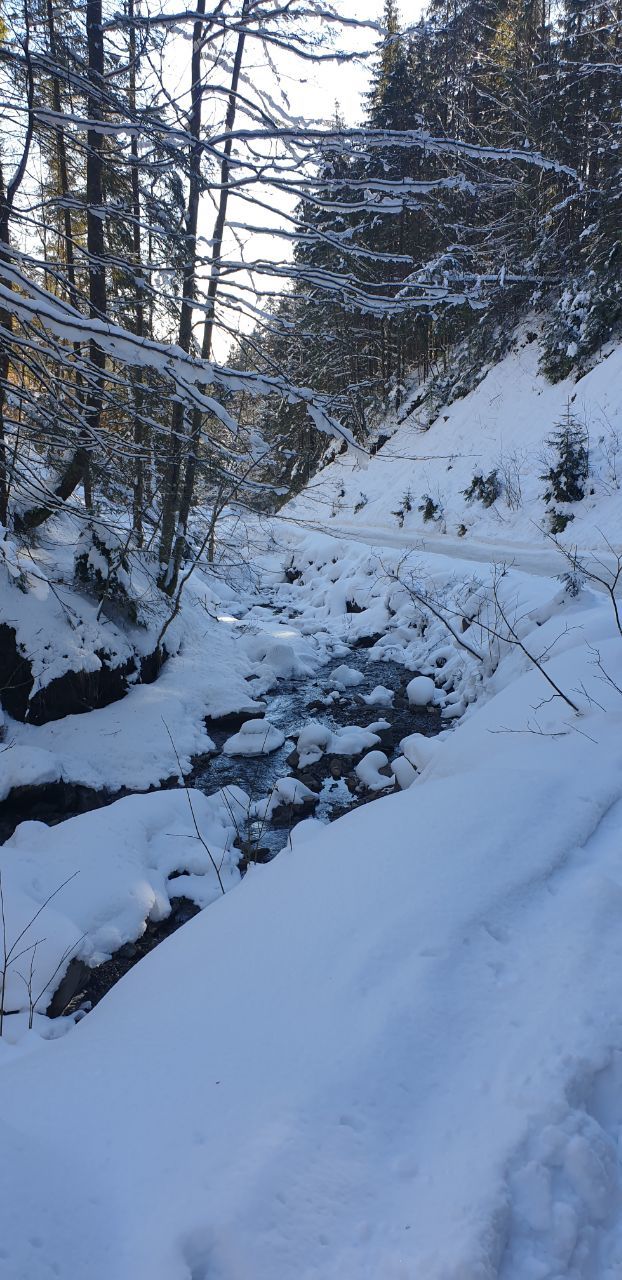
3, 336, 622, 1278
286, 333, 622, 555
2, 558, 622, 1278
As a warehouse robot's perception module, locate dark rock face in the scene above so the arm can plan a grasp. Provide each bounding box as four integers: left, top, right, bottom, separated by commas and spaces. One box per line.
27, 654, 137, 726
52, 896, 202, 1016
205, 707, 265, 733
0, 776, 179, 845
0, 622, 34, 720
0, 621, 166, 725
46, 958, 91, 1018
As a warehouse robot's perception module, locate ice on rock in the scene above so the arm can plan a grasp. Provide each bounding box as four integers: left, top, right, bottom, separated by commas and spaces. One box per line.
223, 719, 285, 756
406, 675, 436, 706
362, 685, 394, 708
355, 751, 395, 792
329, 664, 365, 688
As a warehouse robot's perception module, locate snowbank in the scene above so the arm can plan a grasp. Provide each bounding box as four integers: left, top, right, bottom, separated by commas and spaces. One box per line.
0, 787, 243, 1017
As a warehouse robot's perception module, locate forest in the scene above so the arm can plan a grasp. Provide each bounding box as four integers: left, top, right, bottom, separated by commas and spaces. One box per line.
1, 0, 620, 573
2, 4, 622, 1278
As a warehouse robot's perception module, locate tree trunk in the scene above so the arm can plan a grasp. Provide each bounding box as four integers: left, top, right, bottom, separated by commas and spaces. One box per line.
157, 0, 209, 590
169, 0, 250, 588
128, 0, 145, 545
0, 11, 34, 528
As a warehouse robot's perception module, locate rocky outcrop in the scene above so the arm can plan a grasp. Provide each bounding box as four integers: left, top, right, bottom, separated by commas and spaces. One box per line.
0, 621, 167, 725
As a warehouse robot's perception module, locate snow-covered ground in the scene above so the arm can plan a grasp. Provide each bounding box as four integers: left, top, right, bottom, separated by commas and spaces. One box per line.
3, 334, 622, 1278
2, 555, 622, 1278
285, 331, 622, 559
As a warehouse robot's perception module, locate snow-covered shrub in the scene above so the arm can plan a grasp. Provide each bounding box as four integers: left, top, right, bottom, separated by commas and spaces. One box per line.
559, 568, 585, 597
74, 521, 140, 623
463, 469, 501, 508
541, 410, 589, 505
498, 450, 524, 510
392, 491, 413, 527
540, 279, 622, 382
418, 494, 442, 523
548, 508, 575, 534
353, 492, 368, 514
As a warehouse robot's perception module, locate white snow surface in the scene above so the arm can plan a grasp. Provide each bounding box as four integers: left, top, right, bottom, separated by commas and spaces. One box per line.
285, 330, 622, 563
3, 571, 622, 1278
222, 717, 285, 755
295, 721, 381, 768
406, 674, 436, 706
329, 663, 366, 688
362, 684, 394, 708
0, 788, 243, 1017
4, 335, 622, 1277
354, 749, 395, 792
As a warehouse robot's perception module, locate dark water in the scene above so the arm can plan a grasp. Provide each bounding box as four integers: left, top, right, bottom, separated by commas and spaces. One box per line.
190, 646, 442, 861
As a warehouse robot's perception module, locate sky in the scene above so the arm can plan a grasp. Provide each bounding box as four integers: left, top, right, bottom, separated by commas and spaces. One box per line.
194, 0, 390, 358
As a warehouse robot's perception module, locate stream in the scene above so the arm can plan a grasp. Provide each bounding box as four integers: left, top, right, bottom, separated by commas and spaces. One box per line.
2, 599, 443, 1019
192, 643, 441, 862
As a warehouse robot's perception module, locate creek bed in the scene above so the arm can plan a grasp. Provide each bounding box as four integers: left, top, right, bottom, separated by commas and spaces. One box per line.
1, 624, 443, 1020
190, 646, 442, 861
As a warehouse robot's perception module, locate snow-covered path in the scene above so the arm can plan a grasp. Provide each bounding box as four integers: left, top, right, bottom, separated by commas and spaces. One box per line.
2, 576, 622, 1279
281, 515, 622, 584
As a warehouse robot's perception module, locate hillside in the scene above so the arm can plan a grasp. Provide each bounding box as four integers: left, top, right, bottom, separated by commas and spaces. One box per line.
287, 331, 622, 557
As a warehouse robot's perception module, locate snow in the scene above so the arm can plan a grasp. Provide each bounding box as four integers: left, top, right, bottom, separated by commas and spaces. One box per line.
3, 569, 622, 1278
354, 749, 395, 791
329, 663, 365, 688
286, 330, 622, 558
295, 721, 381, 767
399, 731, 441, 773
406, 674, 436, 705
253, 776, 316, 820
361, 684, 394, 707
223, 718, 285, 755
3, 334, 622, 1278
0, 523, 266, 793
390, 754, 417, 789
0, 745, 63, 801
0, 787, 243, 1018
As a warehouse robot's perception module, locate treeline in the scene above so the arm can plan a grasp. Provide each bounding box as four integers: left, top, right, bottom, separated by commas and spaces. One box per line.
0, 0, 617, 587
232, 0, 622, 490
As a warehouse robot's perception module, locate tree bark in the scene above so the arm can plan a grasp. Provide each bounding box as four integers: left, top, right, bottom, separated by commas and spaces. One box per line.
169, 0, 250, 588
157, 0, 209, 590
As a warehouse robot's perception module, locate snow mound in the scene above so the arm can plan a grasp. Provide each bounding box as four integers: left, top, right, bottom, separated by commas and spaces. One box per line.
400, 732, 440, 773
0, 787, 243, 1017
362, 684, 394, 708
223, 718, 285, 755
329, 664, 365, 688
0, 745, 63, 801
253, 777, 317, 821
391, 755, 417, 790
406, 675, 436, 706
296, 721, 380, 768
355, 750, 395, 792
